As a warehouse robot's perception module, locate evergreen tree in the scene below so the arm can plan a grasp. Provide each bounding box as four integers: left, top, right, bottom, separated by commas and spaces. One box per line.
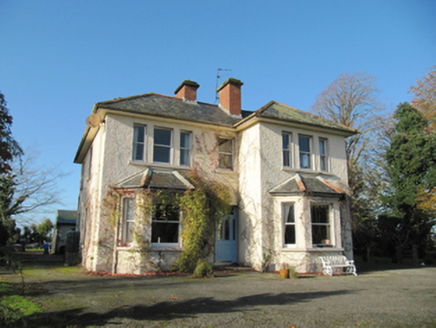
382, 102, 436, 263
0, 91, 23, 246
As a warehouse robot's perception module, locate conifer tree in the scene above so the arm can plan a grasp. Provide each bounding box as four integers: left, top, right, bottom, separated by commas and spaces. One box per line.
382, 102, 436, 263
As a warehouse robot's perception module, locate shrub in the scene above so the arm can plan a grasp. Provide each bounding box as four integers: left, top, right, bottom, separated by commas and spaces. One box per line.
192, 259, 213, 278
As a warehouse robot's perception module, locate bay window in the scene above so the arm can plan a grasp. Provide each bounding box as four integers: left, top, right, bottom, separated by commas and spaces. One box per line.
283, 203, 296, 246
151, 203, 181, 245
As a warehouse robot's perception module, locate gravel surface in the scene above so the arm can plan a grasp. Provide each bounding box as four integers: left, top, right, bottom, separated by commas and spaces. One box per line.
3, 256, 436, 327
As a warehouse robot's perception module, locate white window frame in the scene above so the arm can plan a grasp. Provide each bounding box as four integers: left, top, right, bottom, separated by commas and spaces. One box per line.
180, 131, 192, 167
153, 127, 173, 164
319, 138, 328, 172
218, 138, 234, 170
132, 124, 146, 162
282, 132, 292, 168
121, 197, 135, 246
151, 203, 182, 247
298, 135, 313, 169
310, 203, 332, 248
282, 202, 296, 247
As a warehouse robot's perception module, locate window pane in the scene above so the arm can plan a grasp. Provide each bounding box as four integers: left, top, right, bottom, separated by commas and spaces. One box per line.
285, 205, 295, 223
299, 136, 310, 152
151, 222, 179, 243
320, 156, 327, 171
154, 128, 171, 146
319, 139, 326, 155
180, 149, 190, 166
218, 154, 232, 169
154, 146, 170, 163
311, 205, 329, 223
180, 132, 191, 148
282, 133, 289, 149
312, 225, 329, 245
219, 139, 232, 152
133, 144, 144, 161
123, 198, 135, 244
300, 154, 310, 168
284, 225, 296, 244
132, 125, 145, 161
134, 125, 145, 143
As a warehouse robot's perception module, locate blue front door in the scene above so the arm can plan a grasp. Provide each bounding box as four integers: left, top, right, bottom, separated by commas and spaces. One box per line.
215, 208, 237, 263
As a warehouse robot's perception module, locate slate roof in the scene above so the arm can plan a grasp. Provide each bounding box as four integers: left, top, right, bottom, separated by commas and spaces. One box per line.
97, 94, 243, 127
96, 95, 356, 134
55, 210, 77, 225
115, 168, 195, 191
244, 101, 355, 134
270, 174, 344, 197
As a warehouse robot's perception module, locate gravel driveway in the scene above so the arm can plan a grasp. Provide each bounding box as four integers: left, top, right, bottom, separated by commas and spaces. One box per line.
3, 257, 436, 327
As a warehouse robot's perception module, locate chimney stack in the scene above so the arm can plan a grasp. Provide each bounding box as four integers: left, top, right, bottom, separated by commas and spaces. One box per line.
217, 77, 243, 116
174, 80, 199, 102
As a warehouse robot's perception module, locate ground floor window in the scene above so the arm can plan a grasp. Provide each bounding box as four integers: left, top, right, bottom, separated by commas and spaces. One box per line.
311, 204, 331, 247
282, 203, 296, 246
151, 203, 181, 245
121, 198, 135, 245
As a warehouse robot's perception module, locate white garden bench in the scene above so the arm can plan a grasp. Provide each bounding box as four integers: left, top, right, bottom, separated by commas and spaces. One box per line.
319, 255, 357, 276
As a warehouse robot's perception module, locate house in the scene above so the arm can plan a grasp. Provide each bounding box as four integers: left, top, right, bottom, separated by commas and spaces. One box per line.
52, 210, 77, 254
74, 78, 357, 274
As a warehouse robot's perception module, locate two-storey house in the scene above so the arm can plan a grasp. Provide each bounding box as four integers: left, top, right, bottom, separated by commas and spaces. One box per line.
74, 78, 356, 274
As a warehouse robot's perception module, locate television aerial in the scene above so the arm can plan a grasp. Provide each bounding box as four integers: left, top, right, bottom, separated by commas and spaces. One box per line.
85, 114, 101, 128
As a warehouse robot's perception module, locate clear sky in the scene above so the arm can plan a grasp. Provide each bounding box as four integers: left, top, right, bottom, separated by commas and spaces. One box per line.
1, 0, 435, 226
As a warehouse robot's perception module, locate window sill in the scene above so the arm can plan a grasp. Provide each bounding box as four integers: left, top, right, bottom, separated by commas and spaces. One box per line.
216, 168, 237, 174
129, 161, 192, 170
281, 247, 344, 252
151, 244, 183, 252
282, 167, 333, 176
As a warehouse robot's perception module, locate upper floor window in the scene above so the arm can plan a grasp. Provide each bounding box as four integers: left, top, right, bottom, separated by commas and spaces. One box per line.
282, 132, 292, 167
151, 202, 181, 245
283, 203, 296, 246
319, 138, 328, 171
121, 198, 135, 245
218, 138, 233, 170
311, 204, 331, 247
299, 135, 312, 169
180, 131, 192, 166
132, 124, 146, 161
154, 128, 172, 163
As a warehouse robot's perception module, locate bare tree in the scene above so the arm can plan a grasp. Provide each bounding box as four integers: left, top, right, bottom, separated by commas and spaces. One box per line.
312, 73, 383, 200
11, 149, 67, 225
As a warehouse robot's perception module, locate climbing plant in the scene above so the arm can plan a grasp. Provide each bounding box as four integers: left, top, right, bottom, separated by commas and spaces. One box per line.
177, 170, 231, 272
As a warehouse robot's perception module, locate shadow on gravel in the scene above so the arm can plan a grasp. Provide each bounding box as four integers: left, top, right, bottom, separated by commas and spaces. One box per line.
26, 289, 355, 326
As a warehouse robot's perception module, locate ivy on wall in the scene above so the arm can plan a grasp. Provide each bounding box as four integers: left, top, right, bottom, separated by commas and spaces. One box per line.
101, 170, 231, 273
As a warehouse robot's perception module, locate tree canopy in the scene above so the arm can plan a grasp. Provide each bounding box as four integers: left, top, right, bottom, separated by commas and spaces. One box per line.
382, 102, 436, 262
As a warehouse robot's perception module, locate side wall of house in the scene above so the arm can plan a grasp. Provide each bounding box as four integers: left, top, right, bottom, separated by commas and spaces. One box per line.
238, 123, 264, 270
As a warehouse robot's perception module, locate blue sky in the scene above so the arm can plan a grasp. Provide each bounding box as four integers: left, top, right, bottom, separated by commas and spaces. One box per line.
1, 0, 435, 226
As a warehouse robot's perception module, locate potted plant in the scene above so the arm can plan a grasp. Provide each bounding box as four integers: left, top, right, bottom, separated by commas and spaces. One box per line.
279, 263, 289, 279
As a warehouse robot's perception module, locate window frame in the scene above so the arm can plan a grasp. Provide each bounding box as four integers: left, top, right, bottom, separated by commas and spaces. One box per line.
151, 202, 182, 247
310, 203, 332, 248
132, 124, 146, 162
319, 138, 328, 172
298, 135, 313, 169
180, 131, 192, 167
153, 127, 173, 164
282, 202, 296, 247
218, 138, 234, 170
120, 197, 135, 246
282, 132, 292, 168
